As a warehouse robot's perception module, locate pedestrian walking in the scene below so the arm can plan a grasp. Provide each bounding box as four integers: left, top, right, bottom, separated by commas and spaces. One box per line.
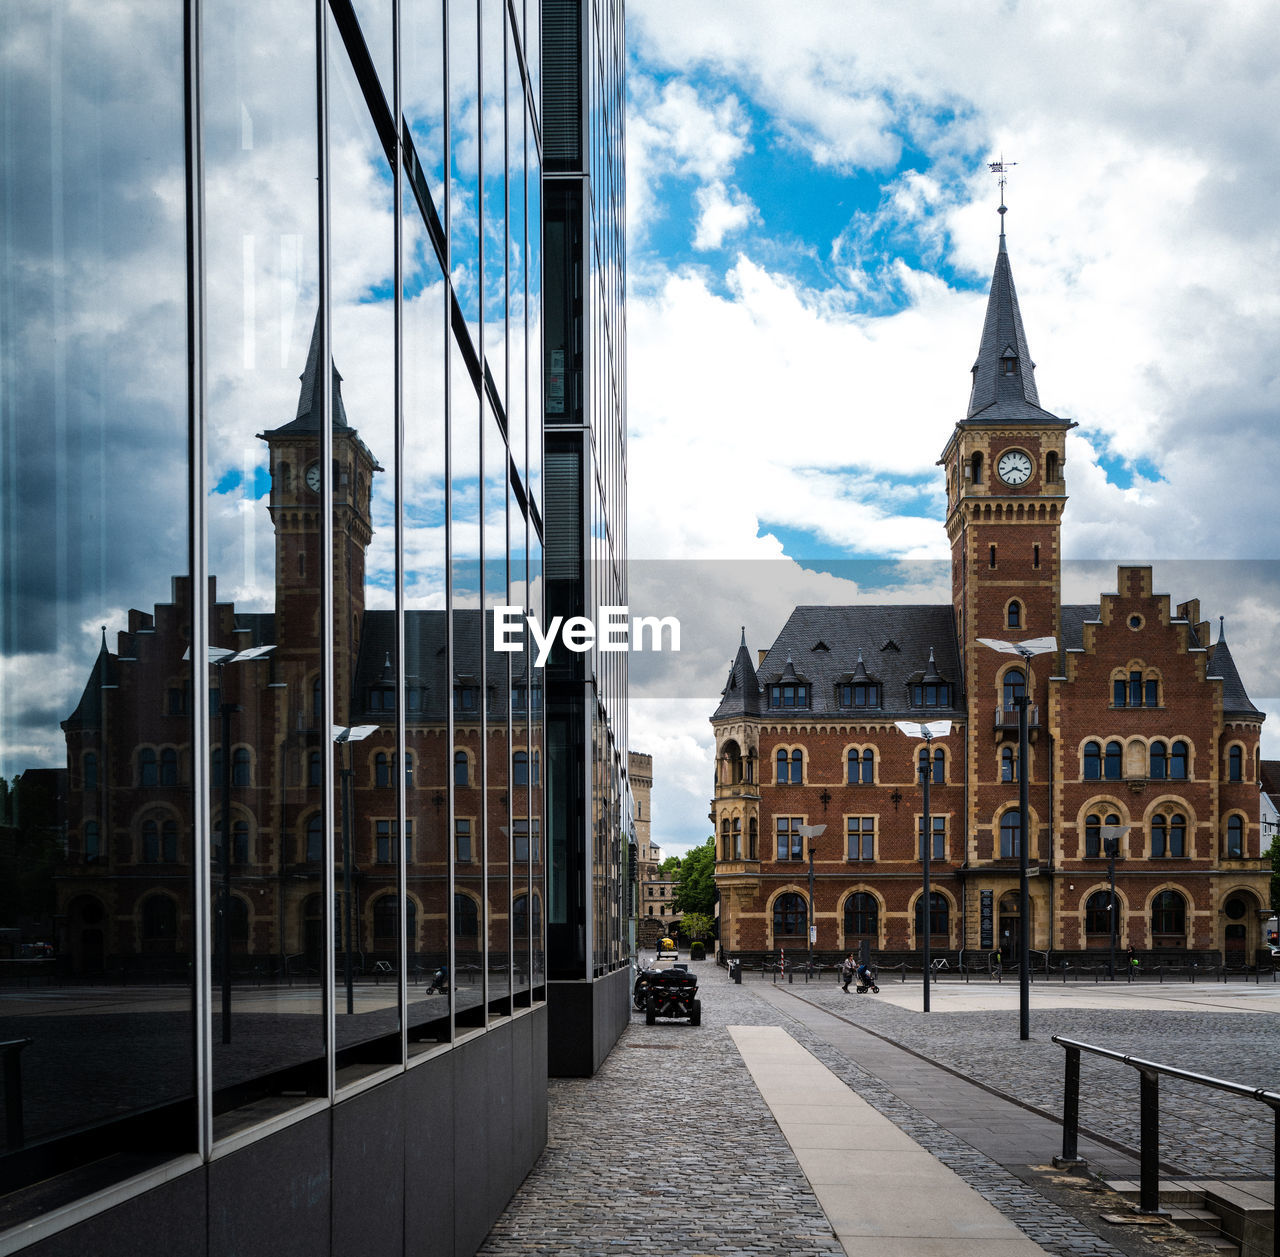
839, 953, 855, 993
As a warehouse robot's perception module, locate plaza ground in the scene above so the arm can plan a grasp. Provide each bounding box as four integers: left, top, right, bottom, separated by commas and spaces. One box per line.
480, 964, 1279, 1257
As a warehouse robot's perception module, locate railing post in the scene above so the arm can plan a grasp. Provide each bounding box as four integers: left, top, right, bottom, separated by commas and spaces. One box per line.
1138, 1068, 1161, 1214
1273, 1106, 1280, 1257
1061, 1045, 1080, 1162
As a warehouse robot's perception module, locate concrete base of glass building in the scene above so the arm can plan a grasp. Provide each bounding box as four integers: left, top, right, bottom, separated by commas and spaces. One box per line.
7, 1007, 546, 1257
546, 968, 631, 1077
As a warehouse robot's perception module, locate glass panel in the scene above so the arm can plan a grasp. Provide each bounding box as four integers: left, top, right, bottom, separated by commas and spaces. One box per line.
528, 527, 545, 993
0, 3, 194, 1199
481, 0, 507, 417
203, 0, 326, 1132
506, 18, 527, 491
328, 13, 400, 1078
525, 106, 543, 510
484, 401, 510, 1019
349, 0, 393, 97
403, 0, 447, 215
448, 0, 480, 342
450, 332, 485, 1028
403, 170, 451, 1051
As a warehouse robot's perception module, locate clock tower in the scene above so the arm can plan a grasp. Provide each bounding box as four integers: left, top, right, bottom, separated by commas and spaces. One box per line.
259, 315, 382, 724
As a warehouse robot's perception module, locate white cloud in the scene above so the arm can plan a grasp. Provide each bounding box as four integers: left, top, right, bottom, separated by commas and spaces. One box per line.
692, 181, 760, 251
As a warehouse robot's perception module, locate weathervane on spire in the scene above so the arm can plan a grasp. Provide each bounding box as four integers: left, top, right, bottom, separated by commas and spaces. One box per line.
988, 155, 1017, 218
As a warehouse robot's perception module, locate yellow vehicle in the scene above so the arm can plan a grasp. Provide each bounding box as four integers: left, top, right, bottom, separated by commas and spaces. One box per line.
657, 936, 677, 957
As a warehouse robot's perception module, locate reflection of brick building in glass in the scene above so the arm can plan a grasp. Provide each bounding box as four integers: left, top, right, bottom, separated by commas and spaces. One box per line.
713, 222, 1270, 965
57, 322, 543, 1038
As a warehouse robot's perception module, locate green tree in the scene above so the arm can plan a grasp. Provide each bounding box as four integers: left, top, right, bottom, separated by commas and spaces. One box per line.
659, 853, 681, 876
672, 837, 715, 917
680, 912, 713, 943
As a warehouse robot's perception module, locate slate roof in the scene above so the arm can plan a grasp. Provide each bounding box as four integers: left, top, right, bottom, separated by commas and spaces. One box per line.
1261, 760, 1280, 808
353, 609, 533, 722
1207, 625, 1263, 718
261, 311, 350, 438
713, 629, 763, 719
61, 631, 119, 731
732, 605, 966, 720
963, 227, 1070, 428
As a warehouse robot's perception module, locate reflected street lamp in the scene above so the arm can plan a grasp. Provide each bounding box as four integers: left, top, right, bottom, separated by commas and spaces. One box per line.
895, 720, 951, 1012
797, 824, 826, 978
1100, 824, 1131, 980
334, 724, 379, 1015
188, 644, 275, 1044
976, 636, 1056, 1041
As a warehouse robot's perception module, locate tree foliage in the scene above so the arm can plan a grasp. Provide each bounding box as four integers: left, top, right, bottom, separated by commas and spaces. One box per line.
672, 837, 716, 917
1268, 834, 1280, 914
680, 912, 714, 943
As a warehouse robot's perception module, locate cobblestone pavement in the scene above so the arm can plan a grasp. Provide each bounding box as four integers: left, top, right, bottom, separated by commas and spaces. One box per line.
480, 968, 1191, 1257
785, 974, 1280, 1180
479, 971, 845, 1256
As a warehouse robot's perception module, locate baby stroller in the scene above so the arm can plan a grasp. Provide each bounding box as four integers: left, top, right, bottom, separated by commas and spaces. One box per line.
854, 964, 879, 994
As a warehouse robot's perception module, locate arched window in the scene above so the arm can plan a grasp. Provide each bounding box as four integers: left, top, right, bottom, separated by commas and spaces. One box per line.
1151, 890, 1186, 944
1045, 451, 1059, 483
375, 752, 391, 788
160, 748, 179, 786
1085, 814, 1100, 859
454, 750, 469, 787
372, 895, 400, 943
844, 893, 878, 940
1150, 814, 1166, 857
732, 817, 742, 859
1229, 746, 1243, 782
163, 819, 179, 863
748, 817, 758, 859
142, 819, 160, 863
1000, 811, 1021, 858
918, 747, 943, 785
772, 893, 807, 939
305, 814, 323, 862
1002, 668, 1025, 708
453, 894, 479, 939
1105, 741, 1122, 780
232, 747, 250, 786
791, 749, 803, 783
720, 818, 731, 860
1149, 741, 1167, 780
1007, 601, 1021, 629
513, 751, 529, 786
308, 750, 322, 787
1226, 815, 1244, 858
84, 752, 98, 790
970, 451, 983, 483
139, 748, 158, 787
141, 894, 177, 945
1151, 813, 1186, 858
1083, 741, 1101, 780
84, 821, 100, 863
776, 749, 789, 784
848, 748, 874, 785
1084, 890, 1112, 938
914, 892, 949, 940
1001, 746, 1017, 782
1170, 741, 1188, 780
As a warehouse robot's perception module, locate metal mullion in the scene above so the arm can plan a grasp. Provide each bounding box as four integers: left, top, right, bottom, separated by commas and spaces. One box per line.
442, 0, 456, 1044
316, 0, 337, 1102
393, 0, 408, 1066
183, 0, 213, 1164
476, 0, 488, 1022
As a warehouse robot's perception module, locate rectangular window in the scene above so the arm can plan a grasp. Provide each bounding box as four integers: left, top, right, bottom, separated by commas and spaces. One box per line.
1113, 679, 1127, 707
1144, 679, 1158, 707
770, 683, 809, 708
846, 816, 874, 861
776, 816, 803, 861
917, 815, 945, 860
455, 818, 473, 862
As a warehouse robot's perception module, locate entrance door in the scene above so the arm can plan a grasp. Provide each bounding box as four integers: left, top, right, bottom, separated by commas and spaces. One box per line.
999, 892, 1023, 957
1223, 895, 1251, 960
1225, 924, 1246, 959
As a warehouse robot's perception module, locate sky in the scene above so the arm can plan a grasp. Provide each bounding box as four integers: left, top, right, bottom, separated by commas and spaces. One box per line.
622, 1, 1280, 856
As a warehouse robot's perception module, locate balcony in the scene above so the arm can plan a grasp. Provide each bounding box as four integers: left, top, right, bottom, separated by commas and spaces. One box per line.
994, 704, 1040, 737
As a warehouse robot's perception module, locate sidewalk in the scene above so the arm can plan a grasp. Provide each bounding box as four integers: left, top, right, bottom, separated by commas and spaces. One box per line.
478, 967, 1275, 1257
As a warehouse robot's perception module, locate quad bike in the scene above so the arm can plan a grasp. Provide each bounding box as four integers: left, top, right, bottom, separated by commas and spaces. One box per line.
641, 964, 701, 1026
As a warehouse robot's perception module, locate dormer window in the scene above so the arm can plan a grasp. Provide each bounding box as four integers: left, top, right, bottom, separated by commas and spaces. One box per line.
770, 683, 809, 708
911, 682, 950, 708
453, 685, 479, 713
1002, 356, 1017, 376
368, 686, 396, 711
838, 683, 880, 709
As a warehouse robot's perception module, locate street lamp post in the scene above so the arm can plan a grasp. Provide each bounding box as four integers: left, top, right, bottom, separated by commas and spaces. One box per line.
196, 644, 274, 1045
798, 824, 826, 979
334, 724, 379, 1015
895, 720, 951, 1013
977, 636, 1056, 1042
1100, 824, 1131, 980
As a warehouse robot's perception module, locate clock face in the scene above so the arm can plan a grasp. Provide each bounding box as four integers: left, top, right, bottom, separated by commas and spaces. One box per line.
997, 450, 1033, 486
305, 463, 321, 493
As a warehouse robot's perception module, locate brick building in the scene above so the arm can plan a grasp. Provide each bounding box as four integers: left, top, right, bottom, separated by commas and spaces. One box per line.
711, 215, 1270, 965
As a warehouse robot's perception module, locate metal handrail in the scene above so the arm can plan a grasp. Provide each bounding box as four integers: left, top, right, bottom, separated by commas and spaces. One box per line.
1053, 1034, 1280, 1247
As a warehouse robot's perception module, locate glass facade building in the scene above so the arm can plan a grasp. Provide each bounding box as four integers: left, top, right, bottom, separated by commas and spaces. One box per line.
540, 0, 631, 1075
0, 2, 594, 1252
